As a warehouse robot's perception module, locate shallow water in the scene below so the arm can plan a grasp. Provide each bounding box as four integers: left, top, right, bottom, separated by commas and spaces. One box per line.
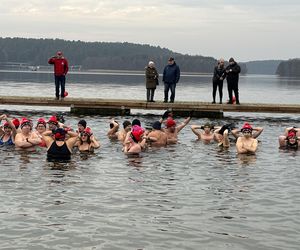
0, 72, 299, 249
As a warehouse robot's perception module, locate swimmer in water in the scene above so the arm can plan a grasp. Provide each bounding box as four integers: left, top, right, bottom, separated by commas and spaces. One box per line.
214, 124, 230, 148
232, 122, 263, 139
107, 120, 119, 139
144, 121, 167, 147
163, 116, 191, 144
33, 118, 47, 147
75, 127, 100, 153
43, 127, 78, 162
278, 128, 300, 150
123, 125, 147, 154
236, 123, 258, 154
190, 122, 215, 144
77, 119, 87, 134
47, 116, 59, 131
15, 118, 41, 151
0, 114, 17, 146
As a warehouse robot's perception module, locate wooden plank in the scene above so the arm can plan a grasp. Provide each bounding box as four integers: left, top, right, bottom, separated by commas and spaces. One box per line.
0, 96, 299, 113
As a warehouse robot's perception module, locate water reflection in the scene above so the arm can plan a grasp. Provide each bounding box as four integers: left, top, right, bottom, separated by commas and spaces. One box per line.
127, 153, 143, 168
237, 153, 257, 165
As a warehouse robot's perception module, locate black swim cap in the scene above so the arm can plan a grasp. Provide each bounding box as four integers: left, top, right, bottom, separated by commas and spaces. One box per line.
123, 120, 131, 129
78, 119, 87, 128
152, 121, 162, 130
132, 119, 141, 127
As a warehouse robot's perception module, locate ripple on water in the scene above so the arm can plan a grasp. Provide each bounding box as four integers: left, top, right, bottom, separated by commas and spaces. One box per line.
0, 114, 299, 249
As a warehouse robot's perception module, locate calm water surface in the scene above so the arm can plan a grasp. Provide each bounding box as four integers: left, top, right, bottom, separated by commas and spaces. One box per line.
0, 71, 299, 249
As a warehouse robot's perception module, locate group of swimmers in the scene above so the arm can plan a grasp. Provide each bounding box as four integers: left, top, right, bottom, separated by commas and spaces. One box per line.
1, 111, 299, 162
0, 114, 100, 161
106, 110, 300, 154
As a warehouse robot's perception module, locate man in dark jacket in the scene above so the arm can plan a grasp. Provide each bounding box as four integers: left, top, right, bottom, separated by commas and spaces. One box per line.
162, 57, 180, 103
226, 57, 241, 104
48, 51, 69, 100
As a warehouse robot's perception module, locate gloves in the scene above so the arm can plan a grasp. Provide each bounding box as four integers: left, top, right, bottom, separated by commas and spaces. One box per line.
162, 110, 171, 119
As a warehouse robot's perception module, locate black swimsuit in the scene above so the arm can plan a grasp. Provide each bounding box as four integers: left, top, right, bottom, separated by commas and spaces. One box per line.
47, 141, 71, 161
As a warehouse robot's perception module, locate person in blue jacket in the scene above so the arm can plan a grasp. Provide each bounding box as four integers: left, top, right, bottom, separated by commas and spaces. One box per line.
163, 57, 180, 103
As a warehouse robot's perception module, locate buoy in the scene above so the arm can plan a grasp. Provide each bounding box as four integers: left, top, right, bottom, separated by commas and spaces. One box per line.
232, 96, 236, 104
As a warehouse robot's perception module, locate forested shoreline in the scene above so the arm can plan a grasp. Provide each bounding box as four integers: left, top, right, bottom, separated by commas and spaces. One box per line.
0, 37, 298, 76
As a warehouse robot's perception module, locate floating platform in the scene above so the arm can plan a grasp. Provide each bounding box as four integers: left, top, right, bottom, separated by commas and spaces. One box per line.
0, 96, 299, 118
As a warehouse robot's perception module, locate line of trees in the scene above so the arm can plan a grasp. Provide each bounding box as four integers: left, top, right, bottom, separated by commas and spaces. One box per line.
276, 59, 300, 77
0, 37, 248, 73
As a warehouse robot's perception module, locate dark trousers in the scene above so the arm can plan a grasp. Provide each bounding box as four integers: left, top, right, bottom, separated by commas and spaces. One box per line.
227, 80, 239, 103
164, 82, 176, 102
212, 80, 223, 102
55, 75, 66, 98
146, 88, 155, 101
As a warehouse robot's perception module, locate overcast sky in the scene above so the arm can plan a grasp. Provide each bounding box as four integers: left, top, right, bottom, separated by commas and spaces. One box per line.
1, 0, 299, 61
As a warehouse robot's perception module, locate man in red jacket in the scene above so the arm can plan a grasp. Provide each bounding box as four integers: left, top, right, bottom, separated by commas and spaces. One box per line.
48, 51, 69, 100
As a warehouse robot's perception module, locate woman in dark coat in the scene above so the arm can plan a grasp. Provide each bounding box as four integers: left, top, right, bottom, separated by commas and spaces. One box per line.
145, 61, 159, 102
212, 58, 226, 104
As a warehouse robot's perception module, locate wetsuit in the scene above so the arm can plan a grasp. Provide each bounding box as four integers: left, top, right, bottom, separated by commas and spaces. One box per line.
0, 135, 14, 146
47, 141, 71, 161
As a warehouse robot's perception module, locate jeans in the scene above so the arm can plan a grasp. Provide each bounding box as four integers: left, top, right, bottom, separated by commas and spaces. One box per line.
164, 82, 176, 102
55, 75, 66, 98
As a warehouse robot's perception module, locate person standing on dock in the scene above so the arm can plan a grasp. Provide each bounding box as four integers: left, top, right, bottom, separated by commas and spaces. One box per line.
48, 51, 69, 100
145, 61, 159, 102
163, 57, 180, 103
226, 58, 241, 104
212, 58, 226, 104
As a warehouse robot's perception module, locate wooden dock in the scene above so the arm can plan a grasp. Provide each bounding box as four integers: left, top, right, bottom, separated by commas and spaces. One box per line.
0, 96, 299, 117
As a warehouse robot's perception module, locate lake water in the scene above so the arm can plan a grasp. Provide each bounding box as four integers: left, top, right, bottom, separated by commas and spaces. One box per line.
0, 71, 299, 250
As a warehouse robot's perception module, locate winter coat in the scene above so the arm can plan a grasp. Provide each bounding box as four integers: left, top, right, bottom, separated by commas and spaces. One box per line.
213, 65, 226, 83
225, 62, 241, 84
163, 63, 180, 84
145, 66, 159, 89
48, 57, 69, 76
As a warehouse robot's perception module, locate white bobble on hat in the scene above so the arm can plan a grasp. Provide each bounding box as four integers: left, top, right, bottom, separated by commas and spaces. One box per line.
148, 61, 155, 67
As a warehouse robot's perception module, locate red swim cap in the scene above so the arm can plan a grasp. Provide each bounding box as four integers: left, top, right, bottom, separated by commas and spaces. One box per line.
166, 118, 176, 128
20, 118, 32, 128
82, 127, 93, 137
37, 118, 46, 126
47, 116, 58, 125
287, 131, 297, 139
12, 118, 20, 128
131, 125, 145, 142
3, 122, 10, 128
53, 128, 66, 141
